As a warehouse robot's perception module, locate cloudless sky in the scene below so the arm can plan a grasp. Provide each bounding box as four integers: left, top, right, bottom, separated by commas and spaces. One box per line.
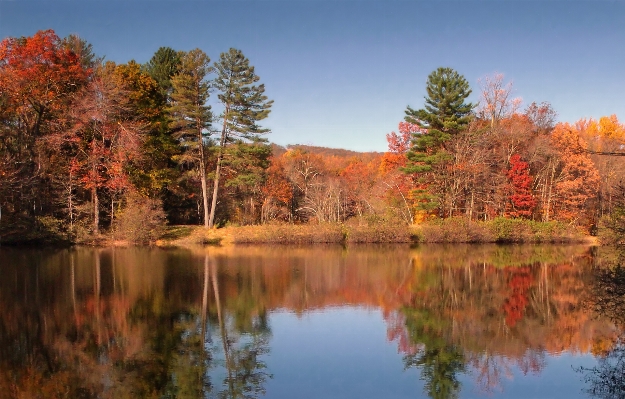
1, 0, 624, 152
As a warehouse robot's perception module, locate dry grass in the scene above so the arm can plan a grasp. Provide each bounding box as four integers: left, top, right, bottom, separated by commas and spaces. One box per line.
412, 217, 588, 244
159, 218, 590, 247
160, 222, 415, 246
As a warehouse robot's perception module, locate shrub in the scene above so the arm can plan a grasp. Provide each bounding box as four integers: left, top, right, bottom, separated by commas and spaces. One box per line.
415, 217, 493, 243
414, 217, 583, 243
113, 193, 166, 243
346, 223, 412, 243
231, 223, 344, 244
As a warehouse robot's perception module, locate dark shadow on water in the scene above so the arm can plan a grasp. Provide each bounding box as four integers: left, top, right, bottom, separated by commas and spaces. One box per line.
579, 251, 625, 399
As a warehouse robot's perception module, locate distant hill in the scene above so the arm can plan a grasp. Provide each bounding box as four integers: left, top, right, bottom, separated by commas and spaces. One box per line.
271, 143, 384, 162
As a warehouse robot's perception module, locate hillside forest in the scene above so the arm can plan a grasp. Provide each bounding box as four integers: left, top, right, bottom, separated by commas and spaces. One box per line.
1, 30, 624, 243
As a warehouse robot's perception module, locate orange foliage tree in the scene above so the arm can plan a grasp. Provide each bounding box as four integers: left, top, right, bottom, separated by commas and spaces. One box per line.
576, 115, 625, 216
261, 156, 293, 222
550, 123, 600, 225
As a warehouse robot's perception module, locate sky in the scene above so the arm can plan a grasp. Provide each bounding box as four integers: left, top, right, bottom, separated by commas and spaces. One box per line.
1, 0, 624, 152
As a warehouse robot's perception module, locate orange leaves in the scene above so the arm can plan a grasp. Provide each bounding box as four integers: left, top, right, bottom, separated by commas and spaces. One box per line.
550, 123, 601, 222
0, 30, 89, 135
261, 157, 292, 205
578, 115, 625, 141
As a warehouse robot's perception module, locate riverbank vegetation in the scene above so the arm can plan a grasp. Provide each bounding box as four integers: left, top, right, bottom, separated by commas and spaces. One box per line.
1, 30, 624, 245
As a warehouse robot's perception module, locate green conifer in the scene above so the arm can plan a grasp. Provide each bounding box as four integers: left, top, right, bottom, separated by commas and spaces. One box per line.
208, 48, 273, 228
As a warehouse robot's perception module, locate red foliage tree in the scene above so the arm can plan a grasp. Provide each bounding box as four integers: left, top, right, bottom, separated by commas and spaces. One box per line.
506, 154, 536, 218
502, 267, 534, 328
0, 29, 89, 139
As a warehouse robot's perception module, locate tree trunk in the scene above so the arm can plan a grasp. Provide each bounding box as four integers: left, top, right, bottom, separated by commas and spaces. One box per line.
93, 186, 99, 235
208, 149, 223, 229
198, 121, 210, 228
545, 162, 556, 222
209, 109, 229, 229
211, 259, 233, 390
201, 255, 209, 345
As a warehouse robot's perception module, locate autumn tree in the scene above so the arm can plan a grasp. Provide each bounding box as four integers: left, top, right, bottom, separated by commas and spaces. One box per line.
0, 29, 89, 236
524, 102, 557, 135
62, 62, 145, 234
380, 121, 421, 172
476, 72, 522, 129
550, 123, 600, 226
261, 157, 293, 223
209, 48, 273, 228
379, 122, 421, 223
577, 115, 625, 217
506, 154, 535, 218
168, 49, 213, 227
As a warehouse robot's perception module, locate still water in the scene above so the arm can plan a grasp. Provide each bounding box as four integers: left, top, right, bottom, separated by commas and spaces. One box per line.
0, 244, 623, 399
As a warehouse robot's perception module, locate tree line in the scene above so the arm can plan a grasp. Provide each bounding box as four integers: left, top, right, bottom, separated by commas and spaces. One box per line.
0, 30, 272, 241
397, 68, 625, 231
1, 30, 624, 243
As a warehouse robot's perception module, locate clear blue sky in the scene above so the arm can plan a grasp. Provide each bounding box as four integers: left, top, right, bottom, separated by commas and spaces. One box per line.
1, 0, 624, 152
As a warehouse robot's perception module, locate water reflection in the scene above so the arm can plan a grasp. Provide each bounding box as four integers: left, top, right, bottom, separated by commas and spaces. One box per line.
579, 249, 625, 399
0, 244, 621, 398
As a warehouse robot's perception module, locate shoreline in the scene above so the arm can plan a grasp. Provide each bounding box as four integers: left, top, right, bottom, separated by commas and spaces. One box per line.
157, 220, 594, 248
0, 219, 598, 248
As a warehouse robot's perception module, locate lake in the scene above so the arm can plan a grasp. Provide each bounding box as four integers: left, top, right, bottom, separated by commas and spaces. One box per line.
0, 244, 623, 399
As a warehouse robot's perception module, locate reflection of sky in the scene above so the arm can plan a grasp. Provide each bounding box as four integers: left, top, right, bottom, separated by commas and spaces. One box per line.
267, 307, 597, 399
1, 1, 625, 152
461, 353, 598, 399
268, 307, 419, 399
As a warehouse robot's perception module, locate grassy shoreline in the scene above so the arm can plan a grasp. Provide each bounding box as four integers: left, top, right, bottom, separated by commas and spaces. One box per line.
159, 218, 592, 247
0, 217, 594, 247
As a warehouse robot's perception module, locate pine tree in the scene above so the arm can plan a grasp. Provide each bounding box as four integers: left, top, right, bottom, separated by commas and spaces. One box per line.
209, 48, 273, 228
403, 67, 474, 217
143, 47, 182, 101
168, 49, 213, 227
405, 67, 474, 133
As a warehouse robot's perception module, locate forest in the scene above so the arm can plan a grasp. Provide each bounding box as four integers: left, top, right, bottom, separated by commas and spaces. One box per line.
1, 29, 624, 244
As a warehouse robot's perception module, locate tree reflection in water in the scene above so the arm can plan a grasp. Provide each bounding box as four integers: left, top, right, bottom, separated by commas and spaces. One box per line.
209, 256, 272, 399
392, 245, 605, 398
580, 256, 625, 399
0, 244, 621, 398
0, 249, 273, 399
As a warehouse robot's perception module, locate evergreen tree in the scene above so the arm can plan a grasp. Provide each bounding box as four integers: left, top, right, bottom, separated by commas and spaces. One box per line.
209, 48, 273, 228
143, 47, 182, 101
61, 34, 100, 71
403, 68, 474, 217
168, 49, 213, 227
405, 67, 474, 133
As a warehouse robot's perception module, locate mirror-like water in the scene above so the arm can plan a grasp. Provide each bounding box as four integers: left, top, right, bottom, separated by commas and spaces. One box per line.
0, 244, 623, 399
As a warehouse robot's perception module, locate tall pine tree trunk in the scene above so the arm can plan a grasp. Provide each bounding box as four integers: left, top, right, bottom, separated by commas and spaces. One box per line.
208, 111, 228, 229
208, 148, 222, 229
198, 119, 210, 228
